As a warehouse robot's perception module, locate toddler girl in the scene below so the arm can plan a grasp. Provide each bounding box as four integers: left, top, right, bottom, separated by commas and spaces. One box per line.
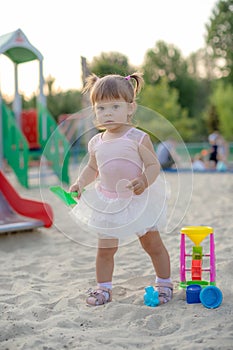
69, 72, 173, 306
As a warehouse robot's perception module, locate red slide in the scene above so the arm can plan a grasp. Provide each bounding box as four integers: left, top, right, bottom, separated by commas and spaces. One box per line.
0, 171, 53, 228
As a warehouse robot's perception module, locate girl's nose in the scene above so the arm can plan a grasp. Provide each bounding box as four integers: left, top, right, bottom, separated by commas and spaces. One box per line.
104, 109, 112, 116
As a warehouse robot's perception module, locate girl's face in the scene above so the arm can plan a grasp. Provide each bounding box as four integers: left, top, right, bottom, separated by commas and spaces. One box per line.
94, 99, 134, 131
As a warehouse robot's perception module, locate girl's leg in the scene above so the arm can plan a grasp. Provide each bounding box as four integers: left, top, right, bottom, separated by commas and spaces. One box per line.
139, 230, 170, 278
96, 238, 119, 283
86, 238, 118, 306
139, 230, 173, 304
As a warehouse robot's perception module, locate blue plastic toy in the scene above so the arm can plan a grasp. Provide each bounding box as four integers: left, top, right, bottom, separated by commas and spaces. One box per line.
200, 286, 223, 309
186, 284, 202, 304
144, 286, 160, 307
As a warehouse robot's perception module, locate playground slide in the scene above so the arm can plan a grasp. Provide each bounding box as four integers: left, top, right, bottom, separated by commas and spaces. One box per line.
0, 171, 53, 233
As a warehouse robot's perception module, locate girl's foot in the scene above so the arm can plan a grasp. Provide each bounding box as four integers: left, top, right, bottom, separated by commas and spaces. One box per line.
155, 282, 173, 304
86, 287, 112, 306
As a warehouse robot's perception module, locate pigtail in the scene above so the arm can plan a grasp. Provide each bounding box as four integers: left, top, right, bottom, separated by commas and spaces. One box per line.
127, 72, 144, 95
82, 74, 99, 94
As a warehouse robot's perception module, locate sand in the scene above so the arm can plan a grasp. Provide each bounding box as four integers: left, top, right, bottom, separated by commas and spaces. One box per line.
0, 171, 233, 350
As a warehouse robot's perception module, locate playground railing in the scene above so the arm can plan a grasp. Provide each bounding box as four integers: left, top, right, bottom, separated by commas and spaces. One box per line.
178, 142, 233, 161
37, 104, 70, 184
2, 101, 29, 188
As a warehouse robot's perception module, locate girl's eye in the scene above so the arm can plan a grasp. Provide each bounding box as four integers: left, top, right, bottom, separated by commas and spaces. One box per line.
96, 106, 104, 111
113, 105, 120, 110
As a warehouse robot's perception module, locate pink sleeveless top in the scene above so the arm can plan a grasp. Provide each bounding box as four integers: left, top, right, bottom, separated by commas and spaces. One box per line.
88, 127, 146, 198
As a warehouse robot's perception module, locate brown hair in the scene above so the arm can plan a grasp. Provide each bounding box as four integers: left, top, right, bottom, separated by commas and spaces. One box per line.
82, 72, 144, 105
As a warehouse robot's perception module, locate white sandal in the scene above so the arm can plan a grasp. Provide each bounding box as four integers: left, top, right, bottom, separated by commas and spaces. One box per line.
86, 287, 112, 306
155, 282, 173, 304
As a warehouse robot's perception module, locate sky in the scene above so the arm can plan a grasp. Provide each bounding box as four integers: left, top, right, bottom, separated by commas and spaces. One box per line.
0, 0, 217, 99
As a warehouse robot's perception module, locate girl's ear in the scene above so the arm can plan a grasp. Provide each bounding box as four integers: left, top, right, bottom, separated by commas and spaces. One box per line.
128, 102, 136, 115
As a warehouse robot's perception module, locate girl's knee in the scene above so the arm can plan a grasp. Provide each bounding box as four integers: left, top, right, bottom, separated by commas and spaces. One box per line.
140, 231, 164, 255
98, 239, 118, 258
97, 247, 118, 261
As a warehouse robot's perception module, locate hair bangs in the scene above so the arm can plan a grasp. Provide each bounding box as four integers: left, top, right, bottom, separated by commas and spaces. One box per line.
91, 76, 133, 104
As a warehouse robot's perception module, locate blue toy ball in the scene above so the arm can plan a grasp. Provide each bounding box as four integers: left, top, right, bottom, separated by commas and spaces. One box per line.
144, 286, 160, 307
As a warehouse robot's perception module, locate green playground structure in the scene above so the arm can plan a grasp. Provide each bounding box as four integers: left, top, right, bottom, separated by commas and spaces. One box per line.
1, 100, 70, 187
0, 29, 73, 233
0, 29, 70, 188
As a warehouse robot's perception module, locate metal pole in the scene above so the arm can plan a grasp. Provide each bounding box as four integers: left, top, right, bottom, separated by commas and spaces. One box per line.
38, 59, 47, 142
39, 59, 46, 107
12, 63, 21, 127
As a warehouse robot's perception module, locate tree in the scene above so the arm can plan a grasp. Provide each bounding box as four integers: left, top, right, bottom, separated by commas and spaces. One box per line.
46, 76, 82, 120
46, 75, 56, 95
46, 90, 82, 121
209, 81, 233, 140
143, 41, 186, 85
88, 52, 134, 77
22, 76, 83, 121
138, 77, 196, 141
206, 0, 233, 82
187, 48, 217, 81
142, 41, 203, 118
203, 105, 220, 133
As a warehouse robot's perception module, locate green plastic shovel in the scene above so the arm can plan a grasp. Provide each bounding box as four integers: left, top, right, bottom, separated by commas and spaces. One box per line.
50, 186, 78, 206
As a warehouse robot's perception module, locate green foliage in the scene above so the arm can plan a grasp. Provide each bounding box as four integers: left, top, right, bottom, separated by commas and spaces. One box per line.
210, 81, 233, 140
139, 78, 181, 120
143, 41, 186, 85
22, 76, 82, 121
46, 90, 82, 121
203, 104, 220, 133
17, 29, 233, 143
89, 52, 134, 77
206, 0, 233, 82
142, 41, 207, 119
138, 78, 195, 141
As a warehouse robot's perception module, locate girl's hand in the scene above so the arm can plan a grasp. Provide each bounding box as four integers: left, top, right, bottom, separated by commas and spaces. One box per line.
69, 182, 82, 198
127, 177, 147, 195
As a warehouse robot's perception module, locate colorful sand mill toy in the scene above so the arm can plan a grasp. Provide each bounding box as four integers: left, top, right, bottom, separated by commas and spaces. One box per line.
179, 226, 223, 308
179, 226, 216, 289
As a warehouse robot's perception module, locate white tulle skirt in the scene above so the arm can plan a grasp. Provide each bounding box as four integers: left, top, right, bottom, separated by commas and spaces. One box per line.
70, 175, 168, 242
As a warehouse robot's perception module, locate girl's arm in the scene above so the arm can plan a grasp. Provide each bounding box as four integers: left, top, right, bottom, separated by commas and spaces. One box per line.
69, 154, 98, 195
129, 134, 160, 195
